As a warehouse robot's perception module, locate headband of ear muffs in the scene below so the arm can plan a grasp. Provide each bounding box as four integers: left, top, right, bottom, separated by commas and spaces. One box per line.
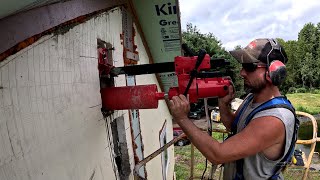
267, 39, 287, 86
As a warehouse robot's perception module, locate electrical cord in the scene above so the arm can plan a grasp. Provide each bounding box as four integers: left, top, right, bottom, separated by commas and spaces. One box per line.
201, 159, 208, 179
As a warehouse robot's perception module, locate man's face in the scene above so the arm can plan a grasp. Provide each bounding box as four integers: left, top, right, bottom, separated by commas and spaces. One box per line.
240, 63, 267, 93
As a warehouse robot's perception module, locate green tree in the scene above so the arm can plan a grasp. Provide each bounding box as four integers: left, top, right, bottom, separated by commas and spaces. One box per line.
314, 23, 320, 87
301, 52, 318, 88
182, 23, 244, 97
182, 21, 320, 95
183, 23, 225, 57
297, 23, 319, 88
277, 39, 301, 93
234, 45, 242, 50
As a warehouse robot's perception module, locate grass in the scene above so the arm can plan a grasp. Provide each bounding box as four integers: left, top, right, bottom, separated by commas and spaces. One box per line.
283, 169, 320, 180
286, 93, 320, 115
174, 132, 225, 179
175, 132, 225, 179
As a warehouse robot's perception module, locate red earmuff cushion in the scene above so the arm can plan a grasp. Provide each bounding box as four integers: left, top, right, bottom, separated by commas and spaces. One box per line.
269, 60, 286, 86
269, 60, 285, 72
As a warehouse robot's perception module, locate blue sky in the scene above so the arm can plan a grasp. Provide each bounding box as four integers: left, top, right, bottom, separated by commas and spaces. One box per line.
179, 0, 320, 50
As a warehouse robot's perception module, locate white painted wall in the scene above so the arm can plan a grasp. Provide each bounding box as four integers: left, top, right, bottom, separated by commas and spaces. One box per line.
0, 8, 122, 180
135, 26, 174, 180
0, 7, 174, 180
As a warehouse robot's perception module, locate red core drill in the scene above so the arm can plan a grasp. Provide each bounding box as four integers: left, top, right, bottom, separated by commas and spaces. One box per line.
100, 49, 232, 110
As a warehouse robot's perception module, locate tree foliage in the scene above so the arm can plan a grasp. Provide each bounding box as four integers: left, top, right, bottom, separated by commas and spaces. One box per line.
182, 23, 225, 57
280, 22, 320, 92
182, 22, 320, 96
182, 23, 244, 97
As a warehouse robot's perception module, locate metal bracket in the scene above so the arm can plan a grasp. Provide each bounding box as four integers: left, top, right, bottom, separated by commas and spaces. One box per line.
125, 49, 139, 61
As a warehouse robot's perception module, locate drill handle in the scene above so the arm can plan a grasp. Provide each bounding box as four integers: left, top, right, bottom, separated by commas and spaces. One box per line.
194, 49, 207, 70
183, 49, 207, 96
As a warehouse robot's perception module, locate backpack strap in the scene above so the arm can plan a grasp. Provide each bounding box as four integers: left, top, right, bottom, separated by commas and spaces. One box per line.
231, 94, 254, 135
233, 96, 299, 180
243, 96, 294, 126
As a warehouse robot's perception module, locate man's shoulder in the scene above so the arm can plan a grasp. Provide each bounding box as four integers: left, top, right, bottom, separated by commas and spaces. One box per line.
254, 107, 295, 124
257, 107, 294, 115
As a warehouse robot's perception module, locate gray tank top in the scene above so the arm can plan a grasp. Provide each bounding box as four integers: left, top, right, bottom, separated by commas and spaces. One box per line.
223, 95, 295, 180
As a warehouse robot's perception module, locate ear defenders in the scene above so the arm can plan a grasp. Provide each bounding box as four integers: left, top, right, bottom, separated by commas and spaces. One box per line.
266, 39, 287, 86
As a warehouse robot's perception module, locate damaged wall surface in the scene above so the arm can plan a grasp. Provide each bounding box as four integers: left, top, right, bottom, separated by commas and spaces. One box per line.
0, 5, 174, 180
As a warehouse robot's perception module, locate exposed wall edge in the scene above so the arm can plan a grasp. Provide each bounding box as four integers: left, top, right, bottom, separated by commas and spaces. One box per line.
0, 0, 126, 60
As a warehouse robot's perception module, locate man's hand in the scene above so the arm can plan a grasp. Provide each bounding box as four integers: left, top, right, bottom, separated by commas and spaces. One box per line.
218, 85, 235, 106
218, 84, 236, 130
169, 95, 190, 123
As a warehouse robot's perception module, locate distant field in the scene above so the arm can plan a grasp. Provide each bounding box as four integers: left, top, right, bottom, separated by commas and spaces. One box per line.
286, 93, 320, 115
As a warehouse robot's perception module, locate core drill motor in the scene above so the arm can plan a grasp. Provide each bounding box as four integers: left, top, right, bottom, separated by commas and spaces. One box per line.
99, 46, 233, 110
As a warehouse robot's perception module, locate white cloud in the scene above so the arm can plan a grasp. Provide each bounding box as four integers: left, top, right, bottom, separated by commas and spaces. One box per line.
179, 0, 320, 50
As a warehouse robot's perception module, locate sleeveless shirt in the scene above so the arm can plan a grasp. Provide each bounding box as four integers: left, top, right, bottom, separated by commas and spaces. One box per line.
223, 96, 295, 180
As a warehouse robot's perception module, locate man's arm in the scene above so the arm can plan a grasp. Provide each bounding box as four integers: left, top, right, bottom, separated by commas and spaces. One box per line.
218, 85, 236, 130
170, 95, 285, 165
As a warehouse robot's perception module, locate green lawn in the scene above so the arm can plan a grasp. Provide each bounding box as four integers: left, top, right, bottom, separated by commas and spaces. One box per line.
174, 132, 225, 179
286, 93, 320, 115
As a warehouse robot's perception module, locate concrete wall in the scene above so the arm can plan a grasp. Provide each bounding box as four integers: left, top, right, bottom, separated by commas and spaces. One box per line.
0, 7, 174, 180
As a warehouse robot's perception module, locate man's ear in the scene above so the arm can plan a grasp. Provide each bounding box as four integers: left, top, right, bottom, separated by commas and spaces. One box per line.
265, 71, 273, 83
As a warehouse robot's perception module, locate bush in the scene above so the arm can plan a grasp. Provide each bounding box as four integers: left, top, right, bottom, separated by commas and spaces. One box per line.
313, 89, 320, 94
295, 87, 307, 93
309, 87, 316, 93
288, 87, 296, 93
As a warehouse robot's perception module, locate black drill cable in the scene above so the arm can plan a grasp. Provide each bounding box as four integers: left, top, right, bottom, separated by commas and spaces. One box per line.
201, 159, 208, 179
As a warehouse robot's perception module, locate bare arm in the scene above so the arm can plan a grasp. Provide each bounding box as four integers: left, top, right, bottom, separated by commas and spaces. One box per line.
218, 85, 236, 130
218, 100, 236, 131
169, 95, 285, 165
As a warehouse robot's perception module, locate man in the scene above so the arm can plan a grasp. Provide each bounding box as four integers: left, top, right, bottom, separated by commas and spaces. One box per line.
169, 38, 297, 179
